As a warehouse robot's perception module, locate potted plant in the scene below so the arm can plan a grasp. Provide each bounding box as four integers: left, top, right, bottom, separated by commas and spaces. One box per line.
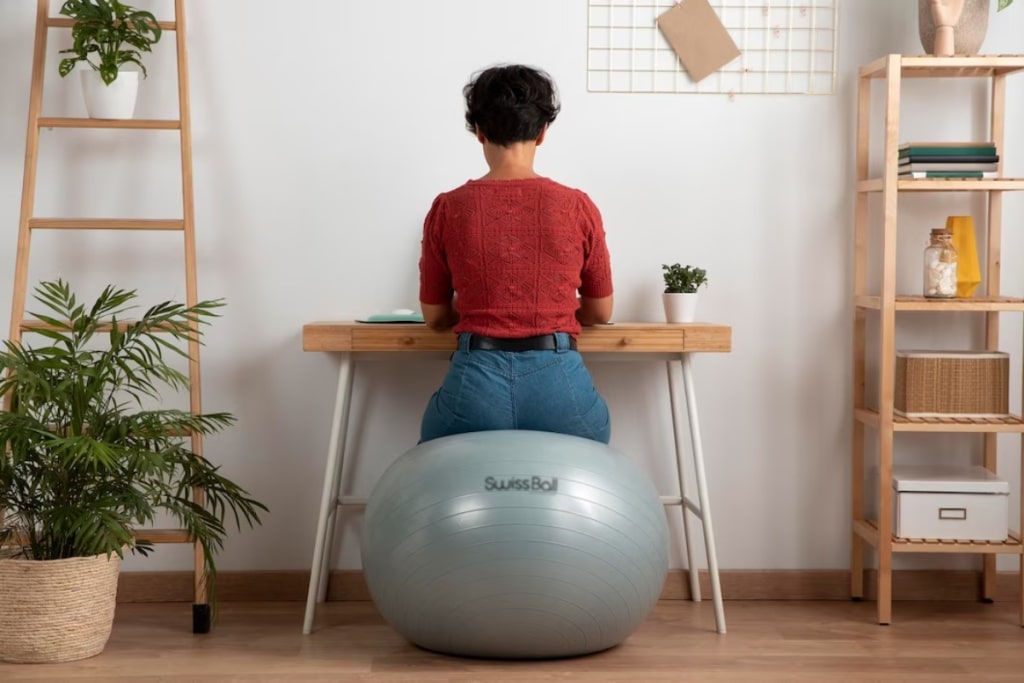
662, 263, 707, 323
0, 280, 266, 663
57, 0, 163, 119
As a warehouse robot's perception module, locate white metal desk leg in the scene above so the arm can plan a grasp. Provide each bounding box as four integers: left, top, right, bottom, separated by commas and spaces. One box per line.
303, 353, 354, 635
666, 360, 701, 603
680, 353, 726, 634
315, 360, 355, 604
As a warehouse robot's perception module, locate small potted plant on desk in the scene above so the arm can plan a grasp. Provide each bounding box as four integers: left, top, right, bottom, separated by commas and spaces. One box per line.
57, 0, 163, 119
662, 263, 708, 323
0, 280, 266, 663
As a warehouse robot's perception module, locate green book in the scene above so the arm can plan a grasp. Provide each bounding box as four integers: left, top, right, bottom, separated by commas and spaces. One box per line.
899, 142, 996, 157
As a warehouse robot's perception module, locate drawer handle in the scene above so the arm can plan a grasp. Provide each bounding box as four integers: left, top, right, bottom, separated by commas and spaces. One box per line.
400, 336, 415, 346
619, 337, 632, 346
938, 507, 967, 520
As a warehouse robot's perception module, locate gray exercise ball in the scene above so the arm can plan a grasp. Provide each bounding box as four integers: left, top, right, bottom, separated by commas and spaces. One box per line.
361, 430, 669, 660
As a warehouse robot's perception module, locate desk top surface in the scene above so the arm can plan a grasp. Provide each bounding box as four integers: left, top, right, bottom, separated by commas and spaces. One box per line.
303, 322, 731, 353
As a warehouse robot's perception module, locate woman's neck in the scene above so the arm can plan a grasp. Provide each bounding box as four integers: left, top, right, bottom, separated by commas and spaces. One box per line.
480, 141, 540, 180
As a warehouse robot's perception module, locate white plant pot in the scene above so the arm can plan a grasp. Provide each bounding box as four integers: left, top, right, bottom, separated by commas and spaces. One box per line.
663, 292, 698, 323
80, 70, 139, 120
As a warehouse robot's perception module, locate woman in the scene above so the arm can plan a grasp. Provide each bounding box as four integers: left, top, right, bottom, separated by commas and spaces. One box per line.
418, 64, 614, 444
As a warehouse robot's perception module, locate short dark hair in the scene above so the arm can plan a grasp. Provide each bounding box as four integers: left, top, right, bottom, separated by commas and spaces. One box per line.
463, 65, 561, 147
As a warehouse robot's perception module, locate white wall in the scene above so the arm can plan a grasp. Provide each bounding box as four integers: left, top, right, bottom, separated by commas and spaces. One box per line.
0, 0, 1022, 574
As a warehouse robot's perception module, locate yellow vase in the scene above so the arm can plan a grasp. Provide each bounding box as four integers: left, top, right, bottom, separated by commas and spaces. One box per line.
946, 215, 981, 298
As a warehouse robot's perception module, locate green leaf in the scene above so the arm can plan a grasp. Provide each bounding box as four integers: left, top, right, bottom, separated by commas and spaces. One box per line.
58, 58, 79, 78
99, 63, 118, 85
998, 0, 1013, 11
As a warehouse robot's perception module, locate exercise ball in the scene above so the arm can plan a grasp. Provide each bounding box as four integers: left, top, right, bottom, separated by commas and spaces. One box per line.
361, 430, 669, 659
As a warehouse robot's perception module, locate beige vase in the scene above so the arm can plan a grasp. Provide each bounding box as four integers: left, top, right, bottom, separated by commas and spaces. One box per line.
0, 553, 121, 663
918, 0, 990, 55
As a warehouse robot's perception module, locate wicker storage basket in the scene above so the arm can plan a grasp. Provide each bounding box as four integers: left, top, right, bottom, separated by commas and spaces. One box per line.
895, 350, 1009, 418
0, 552, 121, 663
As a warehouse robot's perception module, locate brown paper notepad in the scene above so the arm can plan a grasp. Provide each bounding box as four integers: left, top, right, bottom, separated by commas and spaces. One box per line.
657, 0, 741, 83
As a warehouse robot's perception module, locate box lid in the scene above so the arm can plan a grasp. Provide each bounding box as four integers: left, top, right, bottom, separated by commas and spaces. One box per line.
896, 350, 1009, 359
893, 465, 1009, 494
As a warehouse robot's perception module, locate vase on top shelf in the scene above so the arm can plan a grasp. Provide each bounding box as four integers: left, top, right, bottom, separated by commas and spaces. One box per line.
918, 0, 990, 56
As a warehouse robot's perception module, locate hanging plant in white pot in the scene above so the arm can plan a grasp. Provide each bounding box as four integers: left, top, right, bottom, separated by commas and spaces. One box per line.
56, 0, 163, 120
662, 263, 708, 323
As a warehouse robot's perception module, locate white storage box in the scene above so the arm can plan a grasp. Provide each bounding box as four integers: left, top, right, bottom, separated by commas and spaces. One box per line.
893, 465, 1009, 541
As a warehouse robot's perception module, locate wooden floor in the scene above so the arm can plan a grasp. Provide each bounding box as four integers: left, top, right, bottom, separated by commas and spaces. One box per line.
3, 600, 1024, 681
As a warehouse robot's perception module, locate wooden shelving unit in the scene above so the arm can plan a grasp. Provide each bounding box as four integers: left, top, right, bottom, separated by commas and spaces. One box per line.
852, 54, 1024, 625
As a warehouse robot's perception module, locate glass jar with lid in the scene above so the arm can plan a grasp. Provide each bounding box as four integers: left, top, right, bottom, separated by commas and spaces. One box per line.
923, 228, 958, 298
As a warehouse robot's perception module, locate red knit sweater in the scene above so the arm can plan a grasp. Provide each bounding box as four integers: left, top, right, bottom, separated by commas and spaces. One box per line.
419, 177, 613, 338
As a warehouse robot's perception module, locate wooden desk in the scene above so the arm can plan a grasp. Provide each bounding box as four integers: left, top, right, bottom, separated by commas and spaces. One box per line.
301, 322, 732, 635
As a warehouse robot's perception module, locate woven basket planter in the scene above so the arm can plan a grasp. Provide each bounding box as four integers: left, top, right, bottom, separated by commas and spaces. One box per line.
0, 552, 121, 663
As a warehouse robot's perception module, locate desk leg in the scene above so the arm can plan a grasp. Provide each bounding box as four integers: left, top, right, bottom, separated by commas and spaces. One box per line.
667, 360, 701, 604
303, 353, 354, 635
680, 353, 726, 634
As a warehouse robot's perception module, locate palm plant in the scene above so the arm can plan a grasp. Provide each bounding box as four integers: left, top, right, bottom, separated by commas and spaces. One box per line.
0, 280, 265, 595
57, 0, 163, 85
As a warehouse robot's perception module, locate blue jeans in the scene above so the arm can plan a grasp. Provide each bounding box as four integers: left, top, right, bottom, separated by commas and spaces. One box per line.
420, 333, 611, 444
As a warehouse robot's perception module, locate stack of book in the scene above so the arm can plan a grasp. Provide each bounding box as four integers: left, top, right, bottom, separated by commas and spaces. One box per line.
898, 142, 998, 179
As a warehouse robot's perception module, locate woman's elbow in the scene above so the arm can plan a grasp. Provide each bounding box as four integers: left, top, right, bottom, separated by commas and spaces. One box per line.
577, 295, 613, 326
421, 302, 458, 330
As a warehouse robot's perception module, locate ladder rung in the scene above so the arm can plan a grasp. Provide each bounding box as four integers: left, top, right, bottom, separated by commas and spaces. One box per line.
20, 319, 191, 334
29, 218, 184, 231
5, 528, 192, 548
46, 17, 177, 31
134, 528, 192, 544
39, 117, 181, 130
35, 421, 195, 439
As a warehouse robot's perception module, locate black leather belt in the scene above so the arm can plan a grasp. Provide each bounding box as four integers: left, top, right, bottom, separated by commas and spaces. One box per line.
469, 334, 577, 352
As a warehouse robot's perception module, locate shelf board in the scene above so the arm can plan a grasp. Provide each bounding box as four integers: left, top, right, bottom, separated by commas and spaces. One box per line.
857, 177, 1024, 192
28, 218, 185, 231
855, 520, 1023, 554
134, 528, 192, 544
46, 17, 177, 31
39, 117, 180, 130
855, 295, 1024, 311
855, 408, 1024, 432
859, 54, 1024, 79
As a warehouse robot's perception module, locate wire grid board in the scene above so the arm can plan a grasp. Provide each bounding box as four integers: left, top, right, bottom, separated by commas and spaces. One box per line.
587, 1, 838, 95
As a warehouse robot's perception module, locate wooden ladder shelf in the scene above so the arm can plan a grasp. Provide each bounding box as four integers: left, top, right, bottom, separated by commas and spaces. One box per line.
9, 0, 210, 633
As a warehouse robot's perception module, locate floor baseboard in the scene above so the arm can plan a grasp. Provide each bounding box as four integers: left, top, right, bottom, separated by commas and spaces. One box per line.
116, 568, 1022, 603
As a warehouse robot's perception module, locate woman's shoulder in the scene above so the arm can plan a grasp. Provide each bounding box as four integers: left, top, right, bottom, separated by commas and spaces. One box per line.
535, 177, 591, 199
538, 179, 600, 214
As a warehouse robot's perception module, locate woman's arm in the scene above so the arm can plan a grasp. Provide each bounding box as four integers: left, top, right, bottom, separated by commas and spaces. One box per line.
576, 295, 613, 326
421, 301, 460, 330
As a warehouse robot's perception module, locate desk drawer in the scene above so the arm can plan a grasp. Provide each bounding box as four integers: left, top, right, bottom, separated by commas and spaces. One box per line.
350, 327, 455, 351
